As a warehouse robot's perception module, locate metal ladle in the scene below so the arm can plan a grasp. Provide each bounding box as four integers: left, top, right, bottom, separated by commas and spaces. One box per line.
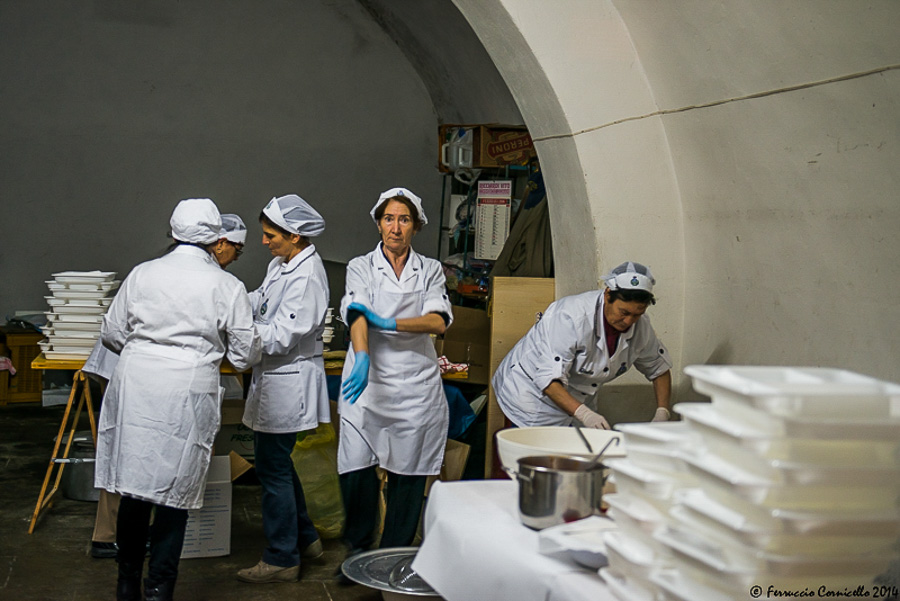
586, 435, 620, 470
574, 426, 594, 454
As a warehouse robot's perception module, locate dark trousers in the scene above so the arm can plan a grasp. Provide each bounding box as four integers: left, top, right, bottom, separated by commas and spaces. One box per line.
254, 430, 319, 567
340, 466, 427, 550
116, 496, 188, 587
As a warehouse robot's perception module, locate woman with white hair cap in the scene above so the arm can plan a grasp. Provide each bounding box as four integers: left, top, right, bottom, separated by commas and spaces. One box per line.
336, 187, 453, 559
211, 213, 248, 268
96, 198, 262, 601
86, 210, 250, 562
492, 261, 673, 430
237, 194, 331, 584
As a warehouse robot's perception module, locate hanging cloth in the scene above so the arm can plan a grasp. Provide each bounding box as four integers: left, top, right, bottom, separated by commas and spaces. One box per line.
491, 170, 554, 278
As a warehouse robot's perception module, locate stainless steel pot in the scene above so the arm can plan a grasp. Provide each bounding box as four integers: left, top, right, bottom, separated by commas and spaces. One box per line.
58, 431, 99, 502
512, 455, 605, 530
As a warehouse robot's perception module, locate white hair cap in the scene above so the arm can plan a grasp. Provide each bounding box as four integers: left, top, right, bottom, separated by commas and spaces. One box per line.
602, 261, 656, 293
219, 214, 247, 244
170, 198, 222, 244
370, 187, 428, 226
263, 194, 325, 237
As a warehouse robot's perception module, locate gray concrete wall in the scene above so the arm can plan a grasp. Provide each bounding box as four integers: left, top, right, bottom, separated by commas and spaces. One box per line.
0, 0, 520, 317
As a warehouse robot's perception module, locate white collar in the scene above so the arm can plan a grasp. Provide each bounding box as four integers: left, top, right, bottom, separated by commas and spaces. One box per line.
280, 243, 316, 274
373, 242, 422, 280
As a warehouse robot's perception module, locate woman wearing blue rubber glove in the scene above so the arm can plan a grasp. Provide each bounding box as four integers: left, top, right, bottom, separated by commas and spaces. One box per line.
337, 187, 453, 558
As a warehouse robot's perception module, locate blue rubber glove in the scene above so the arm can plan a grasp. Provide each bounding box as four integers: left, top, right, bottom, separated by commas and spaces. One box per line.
341, 351, 370, 404
347, 302, 397, 331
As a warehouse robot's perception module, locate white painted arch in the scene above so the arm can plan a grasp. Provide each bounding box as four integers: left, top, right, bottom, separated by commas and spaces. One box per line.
453, 0, 900, 394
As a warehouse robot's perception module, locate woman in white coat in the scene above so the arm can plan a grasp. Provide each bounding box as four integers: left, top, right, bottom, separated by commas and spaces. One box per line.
87, 213, 249, 561
492, 261, 673, 430
338, 187, 453, 554
96, 199, 261, 601
236, 194, 331, 584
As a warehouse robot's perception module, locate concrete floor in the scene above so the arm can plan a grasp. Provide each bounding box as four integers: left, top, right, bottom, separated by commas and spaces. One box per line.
0, 403, 384, 601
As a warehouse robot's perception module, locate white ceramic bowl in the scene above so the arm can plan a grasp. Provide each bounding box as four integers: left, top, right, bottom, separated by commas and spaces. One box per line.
496, 426, 626, 475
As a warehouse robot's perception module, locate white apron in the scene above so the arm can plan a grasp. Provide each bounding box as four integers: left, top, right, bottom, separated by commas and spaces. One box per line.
338, 255, 449, 476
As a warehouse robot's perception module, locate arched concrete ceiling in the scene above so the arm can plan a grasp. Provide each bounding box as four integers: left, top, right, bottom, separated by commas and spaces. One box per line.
357, 0, 522, 125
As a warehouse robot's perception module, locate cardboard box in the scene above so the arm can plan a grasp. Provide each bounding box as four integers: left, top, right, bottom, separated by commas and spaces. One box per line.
436, 306, 491, 386
214, 398, 254, 460
181, 452, 252, 559
438, 124, 536, 173
486, 277, 555, 476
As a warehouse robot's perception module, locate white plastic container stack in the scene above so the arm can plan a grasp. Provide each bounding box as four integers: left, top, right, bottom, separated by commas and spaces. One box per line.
322, 307, 334, 349
600, 421, 699, 600
663, 365, 900, 600
41, 271, 118, 360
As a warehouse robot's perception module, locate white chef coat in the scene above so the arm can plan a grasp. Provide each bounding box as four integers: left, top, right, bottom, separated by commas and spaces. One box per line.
242, 244, 330, 433
95, 245, 262, 510
337, 243, 453, 476
492, 290, 672, 428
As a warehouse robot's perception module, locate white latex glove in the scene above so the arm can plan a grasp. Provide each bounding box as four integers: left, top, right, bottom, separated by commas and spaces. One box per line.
652, 407, 671, 422
574, 404, 611, 430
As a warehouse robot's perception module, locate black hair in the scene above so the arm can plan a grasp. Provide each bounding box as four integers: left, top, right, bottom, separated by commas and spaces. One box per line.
374, 196, 423, 231
607, 288, 656, 306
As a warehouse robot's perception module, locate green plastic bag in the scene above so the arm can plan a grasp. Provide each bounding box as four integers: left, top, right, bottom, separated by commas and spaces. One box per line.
292, 423, 345, 539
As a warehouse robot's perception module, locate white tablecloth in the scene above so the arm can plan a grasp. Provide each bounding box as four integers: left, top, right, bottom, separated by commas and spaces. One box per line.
412, 480, 614, 601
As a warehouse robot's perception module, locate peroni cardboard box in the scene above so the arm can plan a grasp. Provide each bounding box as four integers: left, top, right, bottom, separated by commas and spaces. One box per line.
438, 124, 536, 173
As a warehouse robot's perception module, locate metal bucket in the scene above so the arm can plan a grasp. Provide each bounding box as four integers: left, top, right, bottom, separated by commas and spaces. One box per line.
58, 431, 99, 502
513, 455, 605, 530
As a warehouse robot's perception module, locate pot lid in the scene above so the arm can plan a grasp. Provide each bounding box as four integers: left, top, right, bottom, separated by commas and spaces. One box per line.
341, 547, 438, 596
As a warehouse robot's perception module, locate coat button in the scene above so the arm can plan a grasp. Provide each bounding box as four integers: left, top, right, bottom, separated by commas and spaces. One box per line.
659, 348, 665, 354
603, 368, 609, 372
592, 383, 598, 387
555, 356, 561, 361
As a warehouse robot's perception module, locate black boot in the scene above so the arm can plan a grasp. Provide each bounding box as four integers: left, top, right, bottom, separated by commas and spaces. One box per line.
144, 578, 175, 601
116, 559, 143, 601
116, 576, 141, 601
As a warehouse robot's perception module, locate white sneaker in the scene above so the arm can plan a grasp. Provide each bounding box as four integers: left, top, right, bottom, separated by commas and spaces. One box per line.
236, 560, 299, 583
302, 539, 324, 560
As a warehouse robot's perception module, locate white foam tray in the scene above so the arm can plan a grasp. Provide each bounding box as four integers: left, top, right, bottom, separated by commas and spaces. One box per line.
684, 365, 900, 419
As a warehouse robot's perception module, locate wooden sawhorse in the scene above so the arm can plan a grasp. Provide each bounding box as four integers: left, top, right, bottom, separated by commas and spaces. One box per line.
28, 370, 97, 533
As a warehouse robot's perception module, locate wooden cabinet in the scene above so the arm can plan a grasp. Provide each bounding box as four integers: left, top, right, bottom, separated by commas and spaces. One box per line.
485, 277, 555, 476
0, 328, 44, 405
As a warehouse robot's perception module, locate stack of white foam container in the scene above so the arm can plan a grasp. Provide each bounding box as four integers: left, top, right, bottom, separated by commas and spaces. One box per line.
649, 366, 900, 601
41, 271, 118, 360
599, 419, 699, 600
